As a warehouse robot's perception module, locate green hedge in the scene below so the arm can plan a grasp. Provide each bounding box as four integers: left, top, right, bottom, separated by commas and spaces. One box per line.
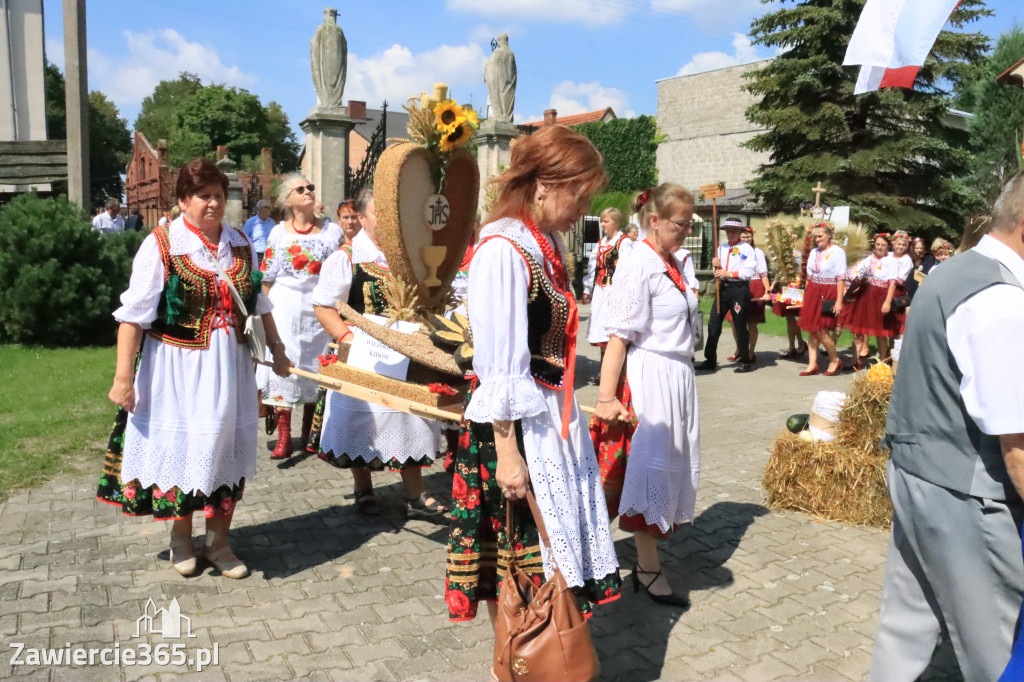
572, 115, 658, 193
589, 191, 634, 220
0, 194, 146, 346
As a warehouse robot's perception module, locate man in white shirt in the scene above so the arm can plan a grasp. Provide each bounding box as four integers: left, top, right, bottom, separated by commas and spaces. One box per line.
697, 216, 757, 373
871, 174, 1024, 681
91, 198, 125, 235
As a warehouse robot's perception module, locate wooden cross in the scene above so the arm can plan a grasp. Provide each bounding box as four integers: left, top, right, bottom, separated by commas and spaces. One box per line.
812, 181, 826, 208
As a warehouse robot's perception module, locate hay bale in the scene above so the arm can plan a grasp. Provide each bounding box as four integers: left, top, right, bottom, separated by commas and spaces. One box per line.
762, 374, 894, 528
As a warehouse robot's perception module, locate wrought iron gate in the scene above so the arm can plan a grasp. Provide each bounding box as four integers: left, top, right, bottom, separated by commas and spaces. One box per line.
347, 101, 388, 197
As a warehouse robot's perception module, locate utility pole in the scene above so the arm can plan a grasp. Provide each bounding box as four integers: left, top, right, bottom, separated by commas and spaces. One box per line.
62, 0, 89, 209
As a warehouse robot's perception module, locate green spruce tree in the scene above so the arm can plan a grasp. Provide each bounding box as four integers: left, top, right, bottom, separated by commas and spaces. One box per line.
744, 0, 990, 237
966, 26, 1024, 205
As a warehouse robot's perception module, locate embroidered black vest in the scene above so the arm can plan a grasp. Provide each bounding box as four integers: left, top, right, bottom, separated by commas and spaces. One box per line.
148, 225, 259, 350
481, 235, 570, 389
343, 245, 390, 315
596, 233, 626, 288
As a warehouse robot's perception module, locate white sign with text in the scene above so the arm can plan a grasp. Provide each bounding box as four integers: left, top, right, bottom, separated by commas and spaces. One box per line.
345, 315, 417, 381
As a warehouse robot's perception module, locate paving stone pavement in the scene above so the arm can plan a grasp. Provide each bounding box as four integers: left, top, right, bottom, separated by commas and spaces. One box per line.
1, 308, 963, 681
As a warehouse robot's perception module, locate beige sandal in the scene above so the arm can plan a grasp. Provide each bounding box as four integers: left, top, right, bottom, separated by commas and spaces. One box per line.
204, 545, 250, 579
169, 537, 197, 576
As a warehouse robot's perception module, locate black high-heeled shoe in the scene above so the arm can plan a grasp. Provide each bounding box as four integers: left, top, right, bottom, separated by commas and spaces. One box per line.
630, 564, 690, 608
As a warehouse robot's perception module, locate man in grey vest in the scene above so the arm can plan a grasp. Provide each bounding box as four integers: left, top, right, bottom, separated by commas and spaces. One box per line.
871, 174, 1024, 681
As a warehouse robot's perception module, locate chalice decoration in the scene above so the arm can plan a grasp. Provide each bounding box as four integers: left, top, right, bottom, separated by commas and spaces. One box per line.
421, 245, 447, 287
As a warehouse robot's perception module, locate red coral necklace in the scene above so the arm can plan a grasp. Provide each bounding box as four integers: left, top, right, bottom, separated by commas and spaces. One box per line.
643, 238, 687, 293
183, 217, 220, 255
290, 219, 316, 235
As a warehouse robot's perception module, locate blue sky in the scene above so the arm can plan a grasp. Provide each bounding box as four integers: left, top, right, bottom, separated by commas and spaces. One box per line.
42, 0, 1024, 134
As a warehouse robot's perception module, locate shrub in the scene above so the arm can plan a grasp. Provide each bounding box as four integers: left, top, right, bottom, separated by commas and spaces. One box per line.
590, 191, 634, 220
0, 194, 145, 346
572, 116, 658, 193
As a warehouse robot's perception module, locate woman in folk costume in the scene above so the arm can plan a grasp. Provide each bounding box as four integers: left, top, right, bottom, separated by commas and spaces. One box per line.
842, 233, 898, 368
445, 125, 621, 624
582, 207, 634, 347
594, 183, 700, 608
798, 223, 847, 376
98, 158, 292, 578
886, 230, 914, 337
312, 190, 447, 518
256, 175, 343, 459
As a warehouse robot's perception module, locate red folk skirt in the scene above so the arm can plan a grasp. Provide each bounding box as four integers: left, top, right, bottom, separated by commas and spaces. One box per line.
748, 279, 767, 324
844, 281, 893, 338
798, 279, 840, 333
888, 283, 908, 336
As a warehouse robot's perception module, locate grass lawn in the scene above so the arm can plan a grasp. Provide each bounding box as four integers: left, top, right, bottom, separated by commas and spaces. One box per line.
698, 296, 860, 351
0, 345, 115, 500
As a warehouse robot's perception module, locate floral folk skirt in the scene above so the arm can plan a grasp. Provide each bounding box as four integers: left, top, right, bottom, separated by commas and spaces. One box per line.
445, 418, 621, 622
96, 409, 244, 521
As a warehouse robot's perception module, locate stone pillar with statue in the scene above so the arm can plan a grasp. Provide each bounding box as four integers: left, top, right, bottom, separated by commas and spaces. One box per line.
299, 7, 355, 211
477, 33, 520, 207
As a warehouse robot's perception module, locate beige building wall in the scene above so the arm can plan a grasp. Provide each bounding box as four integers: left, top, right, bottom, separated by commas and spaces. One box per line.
656, 60, 772, 193
0, 0, 47, 142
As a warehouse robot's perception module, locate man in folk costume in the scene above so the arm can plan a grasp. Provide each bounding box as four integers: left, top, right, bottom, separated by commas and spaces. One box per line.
698, 217, 757, 373
870, 174, 1024, 681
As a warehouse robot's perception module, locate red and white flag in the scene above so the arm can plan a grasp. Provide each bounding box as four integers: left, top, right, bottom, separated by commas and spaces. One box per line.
843, 0, 962, 94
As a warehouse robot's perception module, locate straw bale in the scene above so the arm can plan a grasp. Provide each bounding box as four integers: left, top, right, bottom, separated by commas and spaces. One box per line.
762, 374, 894, 528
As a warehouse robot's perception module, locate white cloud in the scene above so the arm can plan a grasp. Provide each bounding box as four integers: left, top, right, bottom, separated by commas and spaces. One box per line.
652, 0, 764, 25
346, 43, 489, 109
676, 32, 762, 76
83, 29, 256, 109
446, 0, 628, 27
548, 80, 635, 118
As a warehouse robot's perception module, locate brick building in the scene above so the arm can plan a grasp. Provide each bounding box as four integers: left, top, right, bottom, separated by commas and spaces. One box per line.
521, 107, 617, 129
124, 132, 276, 228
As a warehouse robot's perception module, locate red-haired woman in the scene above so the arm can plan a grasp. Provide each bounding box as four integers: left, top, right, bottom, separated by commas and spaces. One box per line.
798, 224, 847, 376
844, 234, 897, 366
99, 158, 292, 578
445, 125, 620, 627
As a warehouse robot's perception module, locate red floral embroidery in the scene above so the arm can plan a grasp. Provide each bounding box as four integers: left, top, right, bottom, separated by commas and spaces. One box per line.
452, 473, 468, 500
288, 244, 302, 256
292, 254, 309, 271
153, 489, 164, 499
446, 589, 471, 615
308, 260, 322, 275
458, 430, 470, 449
318, 354, 338, 366
123, 486, 137, 500
491, 518, 502, 532
164, 490, 177, 503
480, 466, 490, 482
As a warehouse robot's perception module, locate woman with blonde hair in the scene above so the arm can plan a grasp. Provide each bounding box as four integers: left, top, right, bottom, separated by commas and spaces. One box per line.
798, 223, 847, 376
596, 182, 700, 607
583, 205, 634, 346
256, 174, 343, 458
445, 125, 620, 625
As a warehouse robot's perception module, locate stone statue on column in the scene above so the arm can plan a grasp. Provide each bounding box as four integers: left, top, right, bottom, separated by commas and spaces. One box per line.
310, 7, 347, 110
484, 33, 516, 124
301, 7, 354, 212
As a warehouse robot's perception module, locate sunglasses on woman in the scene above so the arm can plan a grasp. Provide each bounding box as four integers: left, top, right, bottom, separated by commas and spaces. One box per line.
290, 184, 316, 196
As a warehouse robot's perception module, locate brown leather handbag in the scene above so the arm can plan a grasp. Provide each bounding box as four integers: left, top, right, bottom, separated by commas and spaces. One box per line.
492, 492, 600, 682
